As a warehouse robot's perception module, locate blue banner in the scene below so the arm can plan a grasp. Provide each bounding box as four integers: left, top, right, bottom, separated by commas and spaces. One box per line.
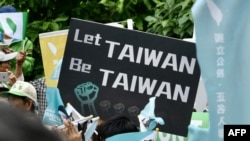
43, 87, 65, 126
192, 0, 250, 141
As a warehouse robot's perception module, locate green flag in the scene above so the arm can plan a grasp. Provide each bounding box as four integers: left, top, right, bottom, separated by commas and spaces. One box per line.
0, 12, 28, 40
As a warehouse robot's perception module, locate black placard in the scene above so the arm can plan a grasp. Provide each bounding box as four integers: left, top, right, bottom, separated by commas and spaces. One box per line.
58, 18, 201, 136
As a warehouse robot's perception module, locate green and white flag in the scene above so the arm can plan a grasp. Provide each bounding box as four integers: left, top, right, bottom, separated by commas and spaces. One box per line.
0, 12, 28, 40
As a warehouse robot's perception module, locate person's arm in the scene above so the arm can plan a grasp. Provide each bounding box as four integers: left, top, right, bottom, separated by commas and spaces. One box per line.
21, 39, 35, 77
15, 51, 26, 80
51, 119, 84, 141
6, 69, 17, 86
62, 119, 83, 141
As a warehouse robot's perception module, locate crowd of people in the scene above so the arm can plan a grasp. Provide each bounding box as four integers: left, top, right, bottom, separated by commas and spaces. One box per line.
0, 5, 143, 141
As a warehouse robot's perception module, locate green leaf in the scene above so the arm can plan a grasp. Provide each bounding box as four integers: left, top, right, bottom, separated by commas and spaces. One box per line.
28, 0, 34, 7
42, 22, 50, 31
99, 0, 108, 5
54, 16, 69, 22
143, 0, 152, 10
131, 0, 138, 4
134, 19, 143, 30
117, 0, 125, 13
178, 15, 188, 26
161, 20, 168, 28
145, 16, 157, 22
49, 22, 59, 31
0, 1, 5, 6
99, 0, 116, 7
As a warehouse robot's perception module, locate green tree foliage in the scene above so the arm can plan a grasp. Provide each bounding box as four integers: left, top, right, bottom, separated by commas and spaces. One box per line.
1, 0, 194, 81
145, 0, 195, 38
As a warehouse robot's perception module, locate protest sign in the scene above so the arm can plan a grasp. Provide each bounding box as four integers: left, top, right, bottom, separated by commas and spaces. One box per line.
39, 30, 68, 126
39, 30, 68, 87
58, 18, 200, 136
43, 87, 64, 126
192, 0, 250, 140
